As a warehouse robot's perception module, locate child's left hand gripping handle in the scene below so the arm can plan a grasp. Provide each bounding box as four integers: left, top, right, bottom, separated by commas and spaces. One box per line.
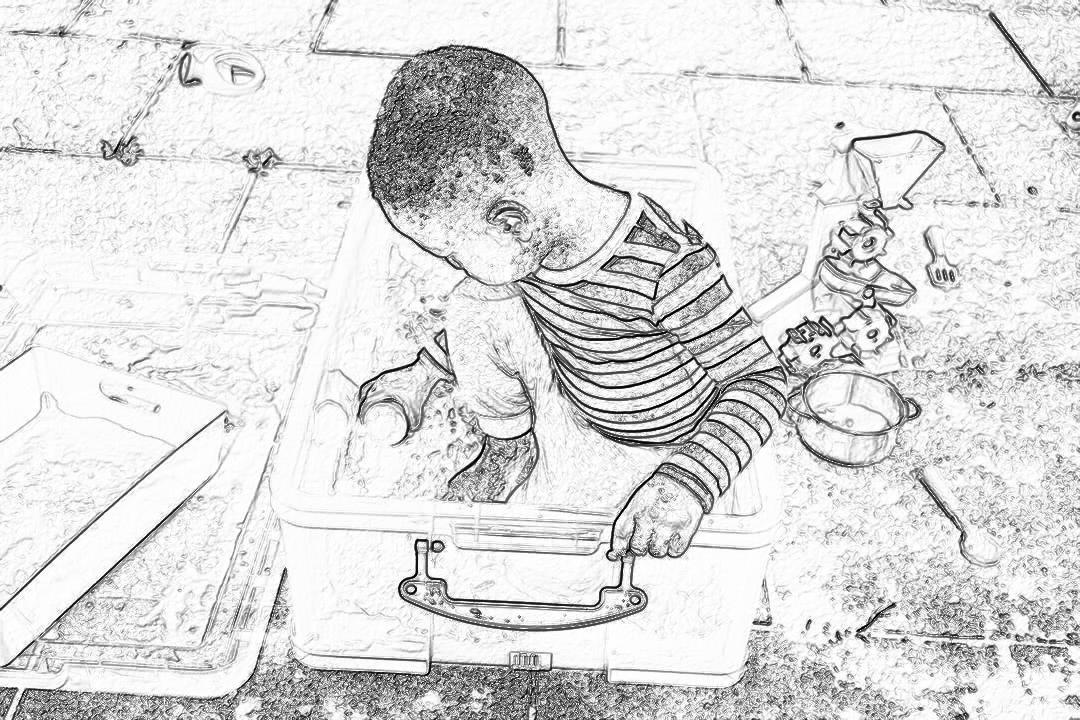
607, 472, 706, 561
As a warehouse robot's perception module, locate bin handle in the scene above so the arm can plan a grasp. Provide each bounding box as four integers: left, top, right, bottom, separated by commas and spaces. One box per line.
398, 539, 648, 631
99, 380, 162, 414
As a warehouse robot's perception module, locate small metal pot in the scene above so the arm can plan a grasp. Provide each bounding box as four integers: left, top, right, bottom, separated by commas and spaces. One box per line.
786, 369, 921, 467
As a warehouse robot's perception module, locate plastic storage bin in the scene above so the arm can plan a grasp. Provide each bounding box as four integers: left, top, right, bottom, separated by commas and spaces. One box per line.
270, 159, 783, 688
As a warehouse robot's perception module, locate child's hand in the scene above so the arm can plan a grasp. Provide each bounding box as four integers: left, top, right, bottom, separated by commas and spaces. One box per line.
608, 474, 704, 560
358, 348, 453, 440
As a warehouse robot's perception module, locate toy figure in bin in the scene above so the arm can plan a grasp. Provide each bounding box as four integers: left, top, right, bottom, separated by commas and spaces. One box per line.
357, 46, 789, 559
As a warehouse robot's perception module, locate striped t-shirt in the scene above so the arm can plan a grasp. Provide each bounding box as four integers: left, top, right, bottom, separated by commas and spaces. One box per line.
516, 192, 787, 512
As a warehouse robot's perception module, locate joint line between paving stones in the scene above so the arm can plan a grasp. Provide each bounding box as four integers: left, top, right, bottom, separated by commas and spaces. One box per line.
933, 198, 1004, 209
134, 152, 244, 168
310, 45, 412, 59
684, 66, 1080, 103
4, 28, 312, 57
4, 27, 1078, 103
686, 80, 710, 164
117, 46, 187, 149
274, 161, 366, 175
58, 0, 95, 35
220, 172, 259, 254
934, 89, 1004, 207
772, 0, 814, 82
555, 0, 568, 64
0, 144, 362, 175
0, 145, 70, 157
987, 11, 1055, 97
311, 0, 340, 53
0, 145, 233, 169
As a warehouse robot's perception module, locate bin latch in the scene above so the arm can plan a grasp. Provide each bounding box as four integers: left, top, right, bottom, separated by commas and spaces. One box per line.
509, 651, 551, 720
398, 539, 648, 632
509, 651, 551, 672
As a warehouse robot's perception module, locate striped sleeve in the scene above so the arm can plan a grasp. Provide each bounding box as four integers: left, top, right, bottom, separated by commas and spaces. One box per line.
650, 239, 788, 512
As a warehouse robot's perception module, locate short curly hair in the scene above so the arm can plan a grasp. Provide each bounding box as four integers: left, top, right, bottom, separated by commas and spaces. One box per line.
367, 46, 556, 217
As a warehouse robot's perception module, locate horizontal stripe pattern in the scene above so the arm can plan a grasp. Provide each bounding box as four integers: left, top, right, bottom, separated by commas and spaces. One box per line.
518, 194, 787, 511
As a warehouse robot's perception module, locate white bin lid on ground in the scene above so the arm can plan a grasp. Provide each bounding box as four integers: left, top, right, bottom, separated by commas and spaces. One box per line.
0, 251, 337, 696
0, 346, 229, 667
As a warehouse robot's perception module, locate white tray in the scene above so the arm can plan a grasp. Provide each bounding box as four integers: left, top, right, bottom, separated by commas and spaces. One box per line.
0, 255, 329, 696
0, 346, 229, 666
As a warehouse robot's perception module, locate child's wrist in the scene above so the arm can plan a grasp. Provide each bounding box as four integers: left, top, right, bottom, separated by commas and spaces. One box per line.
652, 464, 713, 514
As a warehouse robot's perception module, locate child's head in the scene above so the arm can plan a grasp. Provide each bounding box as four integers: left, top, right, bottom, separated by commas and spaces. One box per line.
367, 46, 571, 285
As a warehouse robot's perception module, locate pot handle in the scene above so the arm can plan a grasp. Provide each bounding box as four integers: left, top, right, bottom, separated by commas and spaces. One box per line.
903, 397, 922, 422
399, 539, 647, 631
783, 387, 813, 425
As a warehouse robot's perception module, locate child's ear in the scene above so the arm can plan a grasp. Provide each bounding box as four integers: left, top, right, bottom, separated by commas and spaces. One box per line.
486, 199, 531, 238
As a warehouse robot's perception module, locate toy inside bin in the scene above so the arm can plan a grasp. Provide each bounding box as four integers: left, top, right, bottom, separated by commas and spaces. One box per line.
269, 159, 782, 688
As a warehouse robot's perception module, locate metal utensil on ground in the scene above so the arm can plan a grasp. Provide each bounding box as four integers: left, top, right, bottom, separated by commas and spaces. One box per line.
922, 226, 960, 290
178, 47, 266, 97
914, 467, 1000, 568
785, 368, 921, 467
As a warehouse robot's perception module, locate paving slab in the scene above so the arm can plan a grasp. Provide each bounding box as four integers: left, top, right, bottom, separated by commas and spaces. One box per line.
7, 536, 1059, 716
0, 0, 83, 32
940, 90, 1080, 211
784, 0, 1040, 92
1010, 644, 1080, 715
7, 603, 1057, 718
536, 68, 702, 162
769, 202, 1080, 655
564, 0, 802, 78
73, 0, 329, 50
228, 168, 358, 284
318, 0, 560, 65
693, 77, 992, 302
0, 152, 246, 257
0, 35, 178, 154
137, 52, 399, 168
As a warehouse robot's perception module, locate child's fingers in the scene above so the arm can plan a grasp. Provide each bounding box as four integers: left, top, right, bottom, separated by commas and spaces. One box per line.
668, 531, 691, 557
647, 528, 671, 558
608, 512, 636, 559
629, 522, 652, 557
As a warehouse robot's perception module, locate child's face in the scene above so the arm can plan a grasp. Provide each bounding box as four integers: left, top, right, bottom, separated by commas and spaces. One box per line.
385, 194, 546, 286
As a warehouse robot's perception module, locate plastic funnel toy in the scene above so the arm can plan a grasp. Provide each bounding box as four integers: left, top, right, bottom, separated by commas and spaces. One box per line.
846, 131, 945, 210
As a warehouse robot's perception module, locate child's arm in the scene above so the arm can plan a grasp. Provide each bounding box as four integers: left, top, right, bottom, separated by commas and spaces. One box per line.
357, 332, 538, 502
610, 236, 787, 558
357, 342, 454, 439
441, 431, 538, 502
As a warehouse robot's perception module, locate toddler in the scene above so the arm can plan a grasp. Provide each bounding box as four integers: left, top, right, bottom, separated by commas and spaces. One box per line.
362, 46, 787, 559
